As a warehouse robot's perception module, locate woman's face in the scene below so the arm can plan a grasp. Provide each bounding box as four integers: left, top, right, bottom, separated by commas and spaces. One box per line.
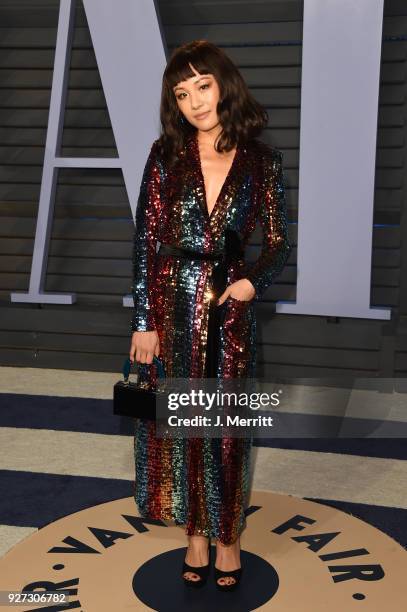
173, 62, 221, 132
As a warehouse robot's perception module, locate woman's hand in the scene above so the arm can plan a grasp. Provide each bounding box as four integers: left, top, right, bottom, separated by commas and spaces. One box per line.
217, 278, 256, 306
130, 330, 160, 365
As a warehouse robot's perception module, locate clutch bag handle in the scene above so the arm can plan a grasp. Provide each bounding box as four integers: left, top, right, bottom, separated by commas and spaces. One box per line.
122, 355, 166, 383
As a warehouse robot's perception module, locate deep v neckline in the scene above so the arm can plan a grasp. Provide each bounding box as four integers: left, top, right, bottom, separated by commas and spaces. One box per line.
192, 131, 240, 221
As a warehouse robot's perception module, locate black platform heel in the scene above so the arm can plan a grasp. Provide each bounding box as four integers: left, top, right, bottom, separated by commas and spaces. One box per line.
182, 540, 211, 588
214, 565, 242, 591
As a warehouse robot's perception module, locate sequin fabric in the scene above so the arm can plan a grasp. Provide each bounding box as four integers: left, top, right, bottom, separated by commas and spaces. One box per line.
131, 130, 292, 544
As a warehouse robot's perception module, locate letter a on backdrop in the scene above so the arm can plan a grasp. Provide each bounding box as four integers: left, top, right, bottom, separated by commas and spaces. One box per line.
10, 0, 166, 306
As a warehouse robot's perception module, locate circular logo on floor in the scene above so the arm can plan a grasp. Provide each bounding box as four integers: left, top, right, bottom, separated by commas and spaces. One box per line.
0, 491, 406, 611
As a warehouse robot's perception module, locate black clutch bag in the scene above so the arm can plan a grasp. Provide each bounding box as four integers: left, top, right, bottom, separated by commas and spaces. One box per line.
113, 355, 166, 419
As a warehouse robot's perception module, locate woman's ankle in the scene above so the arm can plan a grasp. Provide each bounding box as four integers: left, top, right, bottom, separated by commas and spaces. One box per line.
188, 534, 209, 542
184, 535, 210, 570
215, 537, 240, 562
187, 535, 210, 551
216, 535, 240, 549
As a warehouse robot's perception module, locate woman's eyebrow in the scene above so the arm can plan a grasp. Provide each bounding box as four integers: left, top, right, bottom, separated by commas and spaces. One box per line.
173, 76, 211, 92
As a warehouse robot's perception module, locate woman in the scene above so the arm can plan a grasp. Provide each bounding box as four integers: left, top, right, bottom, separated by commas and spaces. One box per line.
129, 40, 292, 590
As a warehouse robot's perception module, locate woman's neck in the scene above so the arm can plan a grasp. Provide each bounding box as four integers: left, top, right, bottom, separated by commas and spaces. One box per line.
196, 123, 223, 149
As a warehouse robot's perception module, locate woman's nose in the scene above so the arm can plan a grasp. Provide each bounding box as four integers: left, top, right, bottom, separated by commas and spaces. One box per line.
190, 94, 202, 110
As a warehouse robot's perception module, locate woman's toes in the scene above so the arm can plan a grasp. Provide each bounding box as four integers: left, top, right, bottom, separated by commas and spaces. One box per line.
217, 576, 236, 586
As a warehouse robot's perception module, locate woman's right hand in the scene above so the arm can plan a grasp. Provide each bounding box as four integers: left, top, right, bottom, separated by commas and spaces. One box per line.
130, 330, 160, 365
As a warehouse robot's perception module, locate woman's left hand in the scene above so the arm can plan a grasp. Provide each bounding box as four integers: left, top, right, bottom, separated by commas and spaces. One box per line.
217, 278, 256, 305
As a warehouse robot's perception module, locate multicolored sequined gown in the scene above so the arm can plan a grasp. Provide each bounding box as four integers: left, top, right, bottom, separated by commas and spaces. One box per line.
131, 130, 292, 545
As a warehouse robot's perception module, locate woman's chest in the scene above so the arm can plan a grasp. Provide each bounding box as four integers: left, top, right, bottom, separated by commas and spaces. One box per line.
158, 174, 256, 249
199, 148, 237, 216
162, 150, 257, 225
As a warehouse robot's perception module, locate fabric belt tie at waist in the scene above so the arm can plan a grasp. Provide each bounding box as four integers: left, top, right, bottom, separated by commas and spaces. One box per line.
157, 230, 245, 378
158, 243, 223, 262
158, 229, 244, 296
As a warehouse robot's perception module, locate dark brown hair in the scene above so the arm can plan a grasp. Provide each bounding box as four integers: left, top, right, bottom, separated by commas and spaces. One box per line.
156, 40, 268, 166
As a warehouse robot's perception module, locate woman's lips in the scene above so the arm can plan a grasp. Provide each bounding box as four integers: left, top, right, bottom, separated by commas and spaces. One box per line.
195, 111, 210, 120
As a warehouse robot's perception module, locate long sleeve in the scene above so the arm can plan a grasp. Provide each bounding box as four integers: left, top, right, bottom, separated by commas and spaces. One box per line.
245, 148, 292, 300
131, 140, 163, 332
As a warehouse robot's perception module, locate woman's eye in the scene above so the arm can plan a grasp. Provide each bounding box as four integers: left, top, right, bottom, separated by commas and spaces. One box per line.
176, 83, 209, 100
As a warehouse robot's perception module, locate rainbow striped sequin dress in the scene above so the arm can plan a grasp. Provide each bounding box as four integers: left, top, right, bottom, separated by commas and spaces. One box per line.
131, 130, 291, 545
